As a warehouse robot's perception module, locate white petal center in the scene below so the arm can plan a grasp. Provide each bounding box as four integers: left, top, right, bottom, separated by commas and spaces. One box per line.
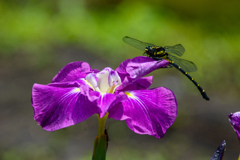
85, 67, 121, 94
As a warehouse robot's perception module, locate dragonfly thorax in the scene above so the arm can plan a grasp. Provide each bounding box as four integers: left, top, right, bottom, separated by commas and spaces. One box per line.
145, 46, 166, 58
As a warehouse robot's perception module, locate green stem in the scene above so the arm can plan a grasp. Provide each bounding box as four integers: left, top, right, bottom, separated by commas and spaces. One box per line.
97, 113, 108, 138
92, 113, 109, 160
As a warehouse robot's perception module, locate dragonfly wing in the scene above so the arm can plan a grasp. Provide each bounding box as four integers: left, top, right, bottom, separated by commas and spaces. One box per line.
168, 54, 197, 72
164, 44, 185, 57
122, 36, 156, 50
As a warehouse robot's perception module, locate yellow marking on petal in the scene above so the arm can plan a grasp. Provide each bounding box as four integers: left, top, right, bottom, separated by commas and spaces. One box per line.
86, 81, 94, 89
107, 84, 117, 94
95, 87, 101, 93
125, 91, 134, 97
72, 88, 81, 92
83, 79, 95, 90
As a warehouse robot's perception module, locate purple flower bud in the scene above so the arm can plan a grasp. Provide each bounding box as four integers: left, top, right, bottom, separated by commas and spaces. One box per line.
229, 112, 240, 142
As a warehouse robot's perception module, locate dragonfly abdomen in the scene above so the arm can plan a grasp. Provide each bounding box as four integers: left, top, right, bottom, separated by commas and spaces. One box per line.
169, 61, 210, 100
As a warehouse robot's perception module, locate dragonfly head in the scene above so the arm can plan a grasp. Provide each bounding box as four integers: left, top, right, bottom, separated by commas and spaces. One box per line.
145, 46, 155, 57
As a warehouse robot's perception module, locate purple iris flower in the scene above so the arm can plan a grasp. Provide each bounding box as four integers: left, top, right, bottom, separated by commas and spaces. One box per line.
32, 56, 178, 138
228, 111, 240, 142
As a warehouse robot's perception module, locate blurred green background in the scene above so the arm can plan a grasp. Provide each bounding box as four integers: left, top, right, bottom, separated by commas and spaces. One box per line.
0, 0, 239, 159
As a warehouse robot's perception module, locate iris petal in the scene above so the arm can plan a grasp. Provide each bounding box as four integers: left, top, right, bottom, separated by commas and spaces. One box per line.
108, 71, 121, 85
110, 87, 177, 138
52, 61, 99, 83
96, 67, 113, 93
85, 73, 98, 89
116, 56, 169, 81
32, 83, 100, 131
126, 56, 169, 80
116, 76, 153, 91
97, 93, 117, 118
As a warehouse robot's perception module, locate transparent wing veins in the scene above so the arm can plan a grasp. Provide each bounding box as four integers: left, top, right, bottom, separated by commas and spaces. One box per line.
164, 44, 185, 57
168, 54, 197, 72
122, 36, 156, 50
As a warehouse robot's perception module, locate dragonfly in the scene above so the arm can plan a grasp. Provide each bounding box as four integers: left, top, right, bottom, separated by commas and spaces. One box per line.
122, 36, 209, 100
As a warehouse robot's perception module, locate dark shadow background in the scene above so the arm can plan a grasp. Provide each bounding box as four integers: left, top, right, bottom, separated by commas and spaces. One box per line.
0, 0, 240, 159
